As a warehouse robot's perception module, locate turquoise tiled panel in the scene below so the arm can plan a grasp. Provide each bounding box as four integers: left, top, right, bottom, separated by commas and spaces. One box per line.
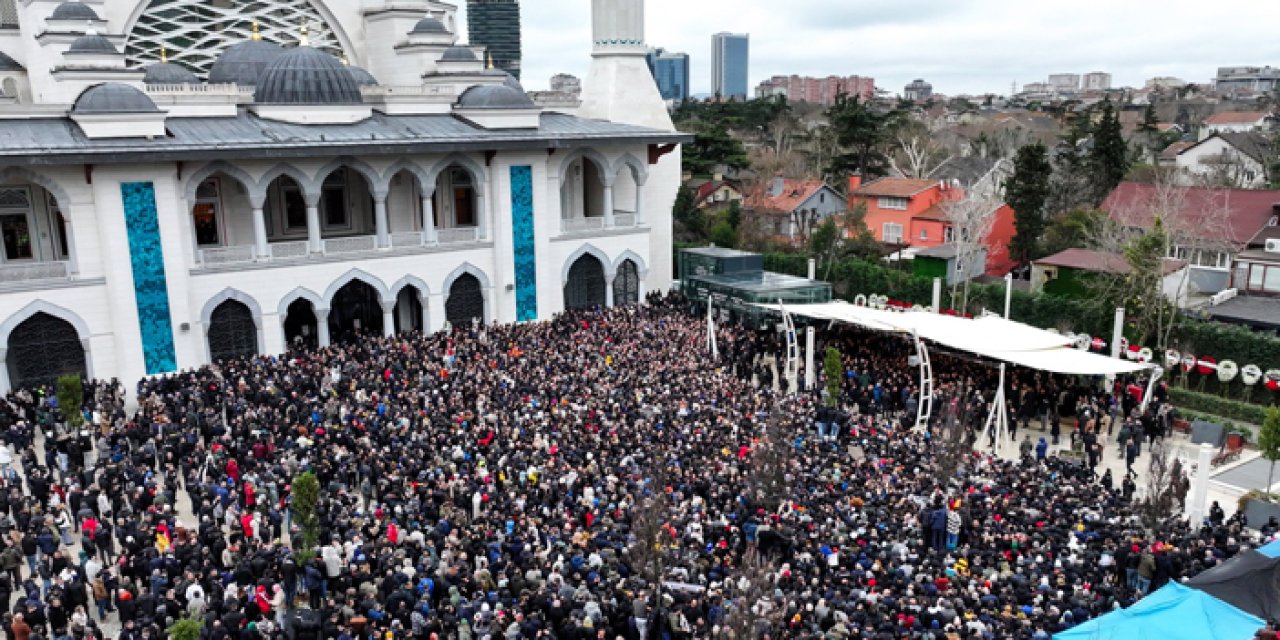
510, 165, 538, 322
120, 182, 177, 375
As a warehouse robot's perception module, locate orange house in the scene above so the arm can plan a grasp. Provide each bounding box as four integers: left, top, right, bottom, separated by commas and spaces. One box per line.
848, 176, 1018, 276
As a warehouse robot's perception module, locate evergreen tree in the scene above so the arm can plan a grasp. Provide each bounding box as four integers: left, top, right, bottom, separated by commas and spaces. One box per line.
825, 95, 901, 180
1006, 143, 1053, 265
1089, 100, 1131, 203
1138, 103, 1159, 133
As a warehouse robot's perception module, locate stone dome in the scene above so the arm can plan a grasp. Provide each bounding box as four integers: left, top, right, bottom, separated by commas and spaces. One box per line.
143, 62, 199, 86
254, 46, 363, 105
456, 84, 534, 110
346, 65, 378, 87
439, 46, 478, 62
73, 83, 160, 114
411, 17, 447, 34
50, 1, 100, 21
66, 32, 116, 54
208, 39, 284, 86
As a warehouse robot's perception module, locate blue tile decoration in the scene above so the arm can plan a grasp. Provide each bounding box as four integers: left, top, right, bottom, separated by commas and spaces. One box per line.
120, 182, 177, 375
509, 165, 538, 322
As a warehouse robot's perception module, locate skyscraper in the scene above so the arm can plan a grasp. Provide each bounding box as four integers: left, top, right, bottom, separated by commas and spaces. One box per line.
646, 48, 690, 101
467, 0, 522, 79
711, 32, 748, 99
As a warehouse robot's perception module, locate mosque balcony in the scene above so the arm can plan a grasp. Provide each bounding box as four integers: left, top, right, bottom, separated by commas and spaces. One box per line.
559, 212, 640, 235
0, 260, 71, 285
194, 227, 485, 271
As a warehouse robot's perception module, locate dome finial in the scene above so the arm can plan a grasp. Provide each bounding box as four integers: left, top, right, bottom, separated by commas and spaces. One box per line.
340, 54, 349, 66
486, 52, 494, 69
298, 22, 310, 47
160, 47, 168, 64
251, 19, 262, 42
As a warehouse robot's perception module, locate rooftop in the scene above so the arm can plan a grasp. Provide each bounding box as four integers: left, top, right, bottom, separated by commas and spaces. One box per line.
1204, 111, 1270, 126
1035, 248, 1186, 276
1102, 181, 1280, 245
745, 178, 830, 213
1205, 296, 1280, 330
853, 177, 939, 198
690, 270, 829, 294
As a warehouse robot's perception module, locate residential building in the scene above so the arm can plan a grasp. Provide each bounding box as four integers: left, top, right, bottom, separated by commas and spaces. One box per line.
1082, 72, 1112, 91
1031, 249, 1189, 307
646, 48, 690, 101
549, 73, 581, 96
1174, 133, 1275, 189
1200, 111, 1274, 140
1102, 182, 1280, 296
0, 0, 686, 391
1215, 66, 1280, 94
466, 0, 522, 79
753, 74, 875, 105
904, 78, 933, 101
1232, 225, 1280, 296
848, 177, 1017, 276
744, 176, 844, 242
686, 175, 743, 211
1048, 74, 1080, 92
1146, 77, 1187, 91
913, 244, 988, 285
711, 32, 749, 99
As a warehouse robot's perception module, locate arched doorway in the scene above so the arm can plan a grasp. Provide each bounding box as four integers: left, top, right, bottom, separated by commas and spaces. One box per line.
283, 299, 318, 350
564, 254, 606, 310
394, 285, 424, 334
329, 279, 382, 340
207, 300, 258, 362
6, 312, 85, 390
614, 259, 641, 306
446, 274, 485, 326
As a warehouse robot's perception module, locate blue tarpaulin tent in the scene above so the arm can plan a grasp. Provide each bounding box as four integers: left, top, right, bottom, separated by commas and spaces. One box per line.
1054, 583, 1263, 640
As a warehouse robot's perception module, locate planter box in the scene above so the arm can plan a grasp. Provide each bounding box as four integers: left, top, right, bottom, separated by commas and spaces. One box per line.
1243, 497, 1280, 529
1226, 433, 1245, 450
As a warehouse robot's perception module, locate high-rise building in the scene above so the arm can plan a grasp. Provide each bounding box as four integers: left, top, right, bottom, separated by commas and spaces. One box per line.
1082, 72, 1112, 91
1047, 73, 1080, 92
646, 48, 690, 101
467, 0, 522, 79
903, 79, 933, 101
711, 32, 749, 100
1215, 66, 1280, 93
549, 73, 581, 96
753, 75, 875, 105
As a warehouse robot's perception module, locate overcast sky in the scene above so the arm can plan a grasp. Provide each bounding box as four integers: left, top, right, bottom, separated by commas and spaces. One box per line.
454, 0, 1280, 96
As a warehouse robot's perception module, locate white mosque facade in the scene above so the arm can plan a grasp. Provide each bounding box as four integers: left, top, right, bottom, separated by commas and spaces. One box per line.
0, 0, 684, 392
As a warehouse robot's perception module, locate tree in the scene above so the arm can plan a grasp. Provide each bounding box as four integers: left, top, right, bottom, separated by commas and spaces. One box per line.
1042, 208, 1105, 256
889, 121, 953, 179
825, 94, 901, 180
1006, 143, 1052, 265
1136, 442, 1186, 535
1260, 406, 1280, 494
1138, 103, 1159, 134
169, 617, 205, 640
709, 219, 737, 249
1090, 99, 1131, 202
823, 347, 842, 408
726, 200, 742, 231
56, 374, 84, 429
682, 123, 749, 176
291, 471, 321, 565
808, 217, 840, 277
840, 202, 881, 260
1120, 217, 1176, 348
943, 192, 1000, 311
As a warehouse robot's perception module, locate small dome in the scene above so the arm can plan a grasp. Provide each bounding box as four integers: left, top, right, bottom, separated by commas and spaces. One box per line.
143, 62, 199, 86
73, 83, 160, 114
66, 33, 117, 54
50, 1, 100, 21
346, 65, 378, 87
255, 46, 363, 105
208, 39, 284, 86
0, 51, 23, 72
411, 17, 447, 34
456, 84, 534, 110
439, 46, 477, 62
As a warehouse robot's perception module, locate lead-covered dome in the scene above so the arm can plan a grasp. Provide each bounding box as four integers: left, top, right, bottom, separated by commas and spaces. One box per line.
208, 39, 284, 86
143, 62, 199, 86
50, 1, 100, 21
254, 46, 363, 105
67, 33, 116, 54
457, 84, 534, 109
440, 46, 478, 62
72, 83, 160, 114
411, 17, 447, 34
346, 65, 378, 87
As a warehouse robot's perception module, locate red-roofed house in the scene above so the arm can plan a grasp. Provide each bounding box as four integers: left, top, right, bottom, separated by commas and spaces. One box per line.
1101, 181, 1280, 294
1200, 111, 1274, 140
689, 178, 743, 211
849, 176, 1018, 275
744, 175, 845, 242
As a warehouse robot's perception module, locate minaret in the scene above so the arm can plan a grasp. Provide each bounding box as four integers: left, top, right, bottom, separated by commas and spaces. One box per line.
578, 0, 680, 289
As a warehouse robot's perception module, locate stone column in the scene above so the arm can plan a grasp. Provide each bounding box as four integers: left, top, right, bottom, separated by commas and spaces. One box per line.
1187, 443, 1215, 525
603, 185, 615, 228
374, 195, 390, 248
0, 348, 9, 394
306, 203, 322, 254
381, 301, 396, 338
476, 188, 489, 241
316, 309, 331, 347
634, 180, 646, 226
252, 206, 268, 259
605, 274, 615, 307
421, 194, 437, 244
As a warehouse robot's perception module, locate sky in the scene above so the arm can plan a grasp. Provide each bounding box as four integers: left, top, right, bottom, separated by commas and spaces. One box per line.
454, 0, 1280, 96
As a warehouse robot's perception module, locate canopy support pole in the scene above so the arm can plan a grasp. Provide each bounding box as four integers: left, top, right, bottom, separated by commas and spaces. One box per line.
1140, 365, 1163, 413
804, 326, 816, 391
780, 300, 800, 395
1187, 442, 1214, 526
982, 363, 1010, 448
706, 296, 718, 359
913, 330, 934, 431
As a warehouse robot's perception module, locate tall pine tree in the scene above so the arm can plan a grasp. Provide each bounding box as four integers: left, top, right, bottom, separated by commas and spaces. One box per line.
1006, 143, 1052, 266
1089, 99, 1130, 204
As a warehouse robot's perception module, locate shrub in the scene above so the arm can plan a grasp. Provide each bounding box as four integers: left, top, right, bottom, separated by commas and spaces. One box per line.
1169, 388, 1271, 425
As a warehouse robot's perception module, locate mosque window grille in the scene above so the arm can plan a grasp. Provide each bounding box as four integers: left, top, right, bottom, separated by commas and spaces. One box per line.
613, 259, 640, 306
6, 312, 85, 391
207, 300, 257, 363
446, 274, 485, 326
564, 255, 606, 310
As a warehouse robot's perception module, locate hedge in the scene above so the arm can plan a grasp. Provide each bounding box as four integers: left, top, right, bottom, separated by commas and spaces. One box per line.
1168, 388, 1272, 425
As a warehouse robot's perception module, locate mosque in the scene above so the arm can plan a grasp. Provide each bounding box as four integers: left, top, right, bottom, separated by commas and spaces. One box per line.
0, 0, 684, 392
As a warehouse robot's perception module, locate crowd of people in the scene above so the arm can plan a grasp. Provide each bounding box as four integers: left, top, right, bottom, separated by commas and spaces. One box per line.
0, 293, 1262, 640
